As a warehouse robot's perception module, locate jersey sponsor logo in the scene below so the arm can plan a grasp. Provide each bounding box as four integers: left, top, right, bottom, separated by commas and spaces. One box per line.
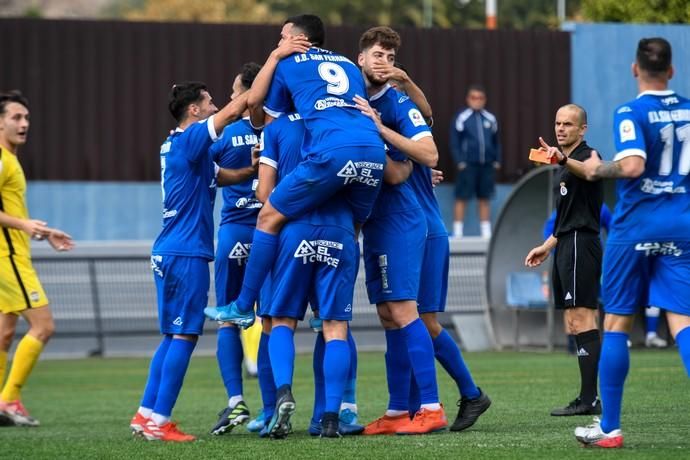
640, 178, 686, 195
151, 255, 164, 277
172, 317, 183, 326
408, 108, 426, 127
559, 182, 568, 196
294, 239, 342, 267
336, 161, 383, 187
163, 209, 178, 219
229, 242, 251, 265
235, 197, 263, 209
634, 242, 683, 257
619, 119, 636, 142
314, 97, 355, 111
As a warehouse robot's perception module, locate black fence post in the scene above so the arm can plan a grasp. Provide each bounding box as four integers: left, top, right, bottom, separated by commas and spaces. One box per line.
88, 259, 105, 357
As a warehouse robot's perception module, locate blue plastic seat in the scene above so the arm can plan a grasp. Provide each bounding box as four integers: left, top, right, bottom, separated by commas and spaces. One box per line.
505, 272, 552, 350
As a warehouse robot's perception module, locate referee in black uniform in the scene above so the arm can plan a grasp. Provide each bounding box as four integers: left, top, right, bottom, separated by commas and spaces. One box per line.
525, 104, 603, 416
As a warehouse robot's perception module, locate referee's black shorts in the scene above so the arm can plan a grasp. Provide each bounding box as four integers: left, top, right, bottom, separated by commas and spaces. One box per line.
552, 231, 602, 310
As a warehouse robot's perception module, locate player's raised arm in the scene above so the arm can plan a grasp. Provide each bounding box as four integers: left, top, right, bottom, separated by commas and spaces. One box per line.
247, 35, 311, 128
213, 91, 249, 136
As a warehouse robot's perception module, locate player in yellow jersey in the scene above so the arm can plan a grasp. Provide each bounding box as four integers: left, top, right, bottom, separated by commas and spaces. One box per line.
0, 91, 74, 427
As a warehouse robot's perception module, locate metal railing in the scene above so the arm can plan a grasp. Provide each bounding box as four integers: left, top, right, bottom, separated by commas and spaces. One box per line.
19, 239, 488, 355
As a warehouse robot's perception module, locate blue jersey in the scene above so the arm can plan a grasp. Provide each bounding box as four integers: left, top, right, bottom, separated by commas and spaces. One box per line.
152, 117, 219, 260
408, 162, 447, 237
263, 47, 383, 156
210, 118, 262, 226
609, 90, 690, 243
260, 113, 353, 232
369, 85, 432, 217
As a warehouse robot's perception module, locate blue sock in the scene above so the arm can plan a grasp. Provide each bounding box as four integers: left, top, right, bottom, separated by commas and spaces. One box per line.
343, 328, 357, 405
599, 331, 629, 433
324, 339, 350, 414
676, 326, 690, 377
433, 329, 480, 399
408, 373, 420, 415
236, 230, 278, 311
385, 329, 411, 411
216, 326, 244, 399
645, 308, 660, 335
269, 325, 294, 389
152, 338, 196, 417
257, 332, 276, 417
312, 332, 326, 422
141, 335, 172, 409
402, 319, 439, 405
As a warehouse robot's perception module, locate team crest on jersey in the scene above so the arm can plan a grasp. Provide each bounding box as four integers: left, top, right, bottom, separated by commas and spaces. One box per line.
229, 242, 251, 265
408, 108, 426, 127
559, 182, 567, 196
294, 240, 342, 267
619, 119, 636, 142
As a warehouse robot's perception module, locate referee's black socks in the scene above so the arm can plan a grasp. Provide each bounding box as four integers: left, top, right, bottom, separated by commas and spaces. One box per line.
575, 329, 601, 405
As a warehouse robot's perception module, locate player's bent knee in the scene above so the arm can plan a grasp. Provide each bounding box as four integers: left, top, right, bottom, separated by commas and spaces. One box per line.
420, 313, 443, 338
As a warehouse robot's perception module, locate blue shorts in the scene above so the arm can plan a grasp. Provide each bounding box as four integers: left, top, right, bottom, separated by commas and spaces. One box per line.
602, 241, 690, 316
214, 223, 254, 305
151, 254, 209, 335
268, 222, 357, 321
417, 235, 449, 313
363, 210, 426, 304
269, 146, 386, 224
455, 163, 495, 200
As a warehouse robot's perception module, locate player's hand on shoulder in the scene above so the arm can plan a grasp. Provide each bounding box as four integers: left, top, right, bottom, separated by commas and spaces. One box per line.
354, 95, 383, 130
46, 228, 74, 252
273, 35, 311, 59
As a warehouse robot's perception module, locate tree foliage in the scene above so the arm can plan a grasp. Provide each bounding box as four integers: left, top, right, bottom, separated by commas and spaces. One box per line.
581, 0, 690, 23
121, 0, 280, 23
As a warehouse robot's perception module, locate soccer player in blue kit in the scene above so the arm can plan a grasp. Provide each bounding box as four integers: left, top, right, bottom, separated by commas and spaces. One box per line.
207, 62, 262, 436
129, 82, 256, 442
254, 111, 360, 439
205, 14, 386, 327
564, 38, 690, 448
353, 26, 447, 435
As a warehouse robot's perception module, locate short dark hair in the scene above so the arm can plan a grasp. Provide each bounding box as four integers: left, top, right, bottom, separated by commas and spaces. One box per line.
636, 37, 672, 77
0, 90, 29, 115
285, 14, 325, 47
239, 62, 261, 90
359, 26, 401, 52
467, 84, 486, 96
168, 81, 207, 122
559, 103, 588, 125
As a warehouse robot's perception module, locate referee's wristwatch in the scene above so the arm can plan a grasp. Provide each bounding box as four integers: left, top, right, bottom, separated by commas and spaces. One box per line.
558, 154, 568, 165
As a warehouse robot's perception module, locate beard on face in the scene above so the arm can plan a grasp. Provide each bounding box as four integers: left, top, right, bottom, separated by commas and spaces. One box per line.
364, 68, 388, 86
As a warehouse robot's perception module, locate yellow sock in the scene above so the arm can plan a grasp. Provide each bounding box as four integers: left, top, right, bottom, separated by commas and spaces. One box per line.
241, 318, 262, 366
1, 335, 43, 402
0, 350, 7, 390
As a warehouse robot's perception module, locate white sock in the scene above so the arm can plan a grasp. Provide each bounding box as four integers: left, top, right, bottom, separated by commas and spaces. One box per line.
151, 413, 170, 426
228, 395, 244, 408
480, 221, 492, 239
340, 402, 358, 413
385, 409, 407, 417
646, 332, 659, 340
244, 358, 258, 375
420, 403, 441, 411
137, 407, 153, 418
453, 221, 464, 238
